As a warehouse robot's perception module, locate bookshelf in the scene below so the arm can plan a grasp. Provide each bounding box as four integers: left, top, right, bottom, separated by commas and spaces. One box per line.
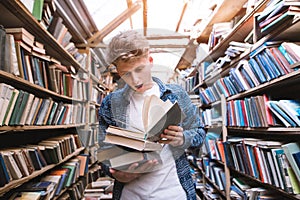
0, 0, 110, 198
192, 0, 300, 199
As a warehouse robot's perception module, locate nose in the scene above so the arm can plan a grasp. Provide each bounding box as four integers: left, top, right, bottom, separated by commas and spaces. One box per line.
130, 71, 139, 84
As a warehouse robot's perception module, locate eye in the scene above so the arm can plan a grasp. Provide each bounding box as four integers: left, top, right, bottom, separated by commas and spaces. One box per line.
123, 71, 131, 78
135, 65, 145, 72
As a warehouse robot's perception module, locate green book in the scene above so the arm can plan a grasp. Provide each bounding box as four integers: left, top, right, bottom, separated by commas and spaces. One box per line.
61, 165, 76, 187
46, 102, 58, 125
32, 0, 44, 21
9, 90, 25, 125
14, 91, 29, 125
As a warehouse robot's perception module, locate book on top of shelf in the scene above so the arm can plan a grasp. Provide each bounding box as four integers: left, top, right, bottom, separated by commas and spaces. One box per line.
104, 95, 184, 151
282, 142, 300, 183
5, 27, 35, 48
267, 100, 298, 127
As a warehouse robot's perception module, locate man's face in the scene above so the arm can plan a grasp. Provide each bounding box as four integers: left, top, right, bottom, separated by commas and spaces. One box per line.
117, 56, 153, 93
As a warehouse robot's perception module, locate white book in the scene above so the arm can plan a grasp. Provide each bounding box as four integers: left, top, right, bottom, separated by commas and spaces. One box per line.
3, 89, 20, 126
36, 99, 51, 125
0, 83, 9, 112
1, 150, 23, 180
0, 85, 14, 126
19, 93, 35, 125
25, 96, 40, 125
9, 148, 30, 177
271, 148, 285, 190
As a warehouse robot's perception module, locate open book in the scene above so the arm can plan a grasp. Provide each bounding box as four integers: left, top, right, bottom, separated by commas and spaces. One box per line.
103, 95, 184, 151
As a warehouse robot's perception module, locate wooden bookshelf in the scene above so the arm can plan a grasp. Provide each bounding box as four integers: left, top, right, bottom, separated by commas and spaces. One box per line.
191, 1, 300, 199
196, 0, 249, 44
0, 1, 86, 73
0, 147, 84, 197
0, 0, 110, 198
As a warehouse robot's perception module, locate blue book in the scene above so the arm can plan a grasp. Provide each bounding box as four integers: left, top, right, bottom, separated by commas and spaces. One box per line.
246, 145, 260, 179
0, 153, 10, 185
258, 52, 280, 79
223, 76, 238, 95
267, 101, 297, 127
292, 151, 300, 170
229, 70, 244, 93
264, 49, 286, 76
248, 58, 267, 83
278, 45, 295, 65
230, 185, 247, 200
254, 55, 273, 81
239, 67, 255, 88
261, 11, 294, 33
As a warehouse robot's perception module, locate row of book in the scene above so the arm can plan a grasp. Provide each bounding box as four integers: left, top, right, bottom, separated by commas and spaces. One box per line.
46, 9, 87, 65
91, 86, 105, 105
197, 157, 280, 199
255, 0, 300, 40
7, 155, 89, 200
201, 159, 226, 191
207, 22, 233, 51
21, 0, 87, 66
0, 83, 87, 126
0, 134, 82, 187
227, 94, 300, 128
21, 0, 56, 28
200, 103, 222, 127
230, 177, 279, 199
206, 136, 300, 194
198, 41, 300, 106
1, 27, 90, 100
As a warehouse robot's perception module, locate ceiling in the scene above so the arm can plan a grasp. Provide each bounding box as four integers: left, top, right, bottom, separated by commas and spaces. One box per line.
82, 0, 213, 71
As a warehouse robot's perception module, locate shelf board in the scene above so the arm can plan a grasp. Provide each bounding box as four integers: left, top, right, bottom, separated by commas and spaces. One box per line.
229, 167, 300, 200
0, 70, 86, 103
0, 147, 85, 196
0, 124, 85, 133
227, 70, 300, 101
228, 126, 300, 134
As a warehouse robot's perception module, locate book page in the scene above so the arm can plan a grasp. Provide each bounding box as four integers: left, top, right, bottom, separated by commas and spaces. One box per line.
144, 95, 173, 132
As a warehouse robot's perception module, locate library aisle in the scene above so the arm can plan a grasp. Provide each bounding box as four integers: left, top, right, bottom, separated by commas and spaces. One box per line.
0, 0, 300, 200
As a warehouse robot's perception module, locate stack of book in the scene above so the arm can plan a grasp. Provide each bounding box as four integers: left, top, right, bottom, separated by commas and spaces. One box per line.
0, 134, 82, 187
254, 0, 300, 40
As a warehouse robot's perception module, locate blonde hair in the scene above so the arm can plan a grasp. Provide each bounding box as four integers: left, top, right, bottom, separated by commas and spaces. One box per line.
106, 30, 149, 66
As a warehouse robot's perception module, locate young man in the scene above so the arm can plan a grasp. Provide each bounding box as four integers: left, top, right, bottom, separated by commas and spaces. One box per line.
98, 30, 205, 200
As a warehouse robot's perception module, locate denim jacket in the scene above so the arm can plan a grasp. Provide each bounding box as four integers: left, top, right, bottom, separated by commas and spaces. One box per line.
98, 77, 205, 200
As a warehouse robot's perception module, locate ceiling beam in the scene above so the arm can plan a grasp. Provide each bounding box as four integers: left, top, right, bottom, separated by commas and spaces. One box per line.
126, 0, 133, 29
87, 1, 141, 45
176, 1, 188, 32
143, 0, 147, 36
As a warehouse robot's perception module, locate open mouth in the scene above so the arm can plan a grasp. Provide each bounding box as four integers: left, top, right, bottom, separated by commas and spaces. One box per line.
135, 84, 143, 89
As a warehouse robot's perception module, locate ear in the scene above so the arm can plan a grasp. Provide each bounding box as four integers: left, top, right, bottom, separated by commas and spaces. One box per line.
149, 56, 153, 64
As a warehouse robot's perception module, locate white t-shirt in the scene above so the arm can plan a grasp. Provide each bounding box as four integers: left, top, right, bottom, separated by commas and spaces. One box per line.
121, 83, 186, 200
